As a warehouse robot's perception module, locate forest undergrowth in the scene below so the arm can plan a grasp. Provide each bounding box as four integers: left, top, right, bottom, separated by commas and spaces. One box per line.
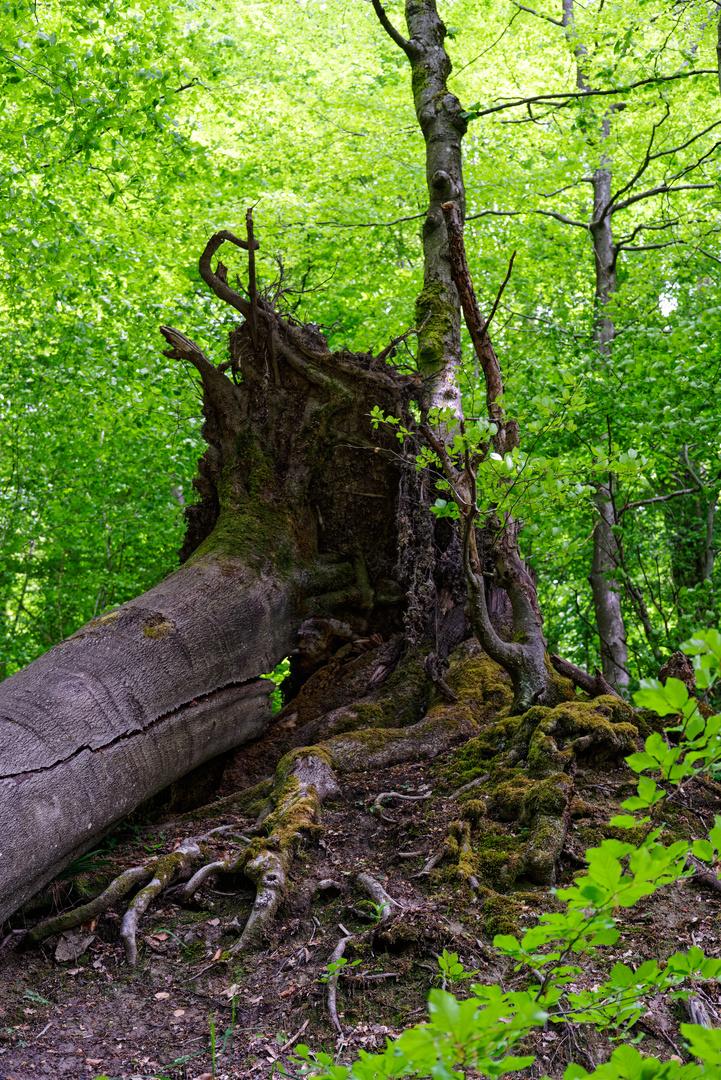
3, 632, 721, 1080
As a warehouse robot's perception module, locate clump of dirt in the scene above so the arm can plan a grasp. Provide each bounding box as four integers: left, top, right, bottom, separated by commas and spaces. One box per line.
2, 639, 721, 1080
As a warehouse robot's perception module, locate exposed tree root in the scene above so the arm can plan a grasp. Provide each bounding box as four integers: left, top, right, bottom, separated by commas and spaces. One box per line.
687, 855, 721, 894
327, 934, 352, 1034
179, 860, 230, 902
27, 841, 202, 964
356, 873, 399, 921
24, 639, 650, 972
550, 654, 622, 699
120, 840, 201, 966
27, 866, 155, 947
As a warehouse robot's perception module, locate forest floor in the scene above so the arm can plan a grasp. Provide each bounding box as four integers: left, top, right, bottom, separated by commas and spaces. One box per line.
3, 642, 721, 1080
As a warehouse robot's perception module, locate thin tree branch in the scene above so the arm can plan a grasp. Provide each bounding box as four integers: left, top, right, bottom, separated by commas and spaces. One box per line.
620, 240, 682, 252
616, 218, 679, 246
540, 178, 594, 197
282, 213, 424, 230
463, 69, 718, 120
198, 230, 258, 318
467, 208, 587, 228
619, 488, 696, 513
482, 251, 516, 332
696, 246, 721, 265
369, 0, 415, 57
508, 0, 564, 26
647, 119, 721, 162
441, 201, 508, 440
448, 9, 522, 77
610, 182, 716, 215
600, 100, 671, 221
550, 654, 622, 698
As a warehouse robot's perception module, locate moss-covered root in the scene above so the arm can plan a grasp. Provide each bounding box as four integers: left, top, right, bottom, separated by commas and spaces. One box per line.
120, 840, 202, 966
230, 848, 287, 954
27, 864, 156, 946
231, 751, 339, 952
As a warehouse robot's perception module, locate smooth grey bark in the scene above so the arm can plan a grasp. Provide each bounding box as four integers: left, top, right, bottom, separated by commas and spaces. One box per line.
588, 155, 630, 690
0, 554, 297, 924
589, 484, 629, 689
373, 1, 553, 711
372, 0, 467, 415
562, 0, 630, 690
682, 448, 718, 583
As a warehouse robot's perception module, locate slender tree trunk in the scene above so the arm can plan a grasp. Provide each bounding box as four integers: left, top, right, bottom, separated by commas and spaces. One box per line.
589, 483, 629, 688
390, 0, 468, 415
563, 0, 630, 690
589, 148, 630, 691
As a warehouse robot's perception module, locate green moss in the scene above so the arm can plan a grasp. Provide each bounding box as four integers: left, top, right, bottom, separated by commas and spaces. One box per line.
514, 698, 640, 776
411, 64, 430, 99
188, 499, 291, 571
527, 728, 572, 775
182, 941, 206, 963
544, 660, 577, 705
236, 428, 274, 497
414, 280, 455, 371
460, 799, 486, 824
275, 746, 334, 784
489, 776, 533, 822
444, 717, 521, 787
599, 823, 655, 845
484, 895, 524, 938
68, 872, 109, 900
180, 777, 274, 822
524, 814, 566, 885
375, 653, 430, 728
475, 825, 525, 890
349, 703, 387, 728
142, 616, 175, 640
521, 774, 571, 822
186, 429, 292, 569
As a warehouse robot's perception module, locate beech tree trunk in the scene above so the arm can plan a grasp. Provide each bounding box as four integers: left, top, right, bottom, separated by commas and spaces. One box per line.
564, 0, 630, 692
372, 0, 467, 415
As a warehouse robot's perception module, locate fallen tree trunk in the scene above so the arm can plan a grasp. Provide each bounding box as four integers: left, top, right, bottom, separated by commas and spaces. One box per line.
0, 225, 415, 925
0, 557, 293, 923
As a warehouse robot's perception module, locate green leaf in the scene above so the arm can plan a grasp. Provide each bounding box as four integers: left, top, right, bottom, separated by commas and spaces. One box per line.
692, 839, 715, 862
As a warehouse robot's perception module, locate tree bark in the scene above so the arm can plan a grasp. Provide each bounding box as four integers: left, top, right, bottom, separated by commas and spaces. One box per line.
422, 202, 551, 713
372, 0, 468, 414
565, 0, 630, 691
589, 483, 629, 689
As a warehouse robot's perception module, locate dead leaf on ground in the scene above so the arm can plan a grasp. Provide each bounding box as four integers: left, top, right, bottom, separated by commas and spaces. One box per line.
55, 931, 95, 963
154, 991, 170, 1000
